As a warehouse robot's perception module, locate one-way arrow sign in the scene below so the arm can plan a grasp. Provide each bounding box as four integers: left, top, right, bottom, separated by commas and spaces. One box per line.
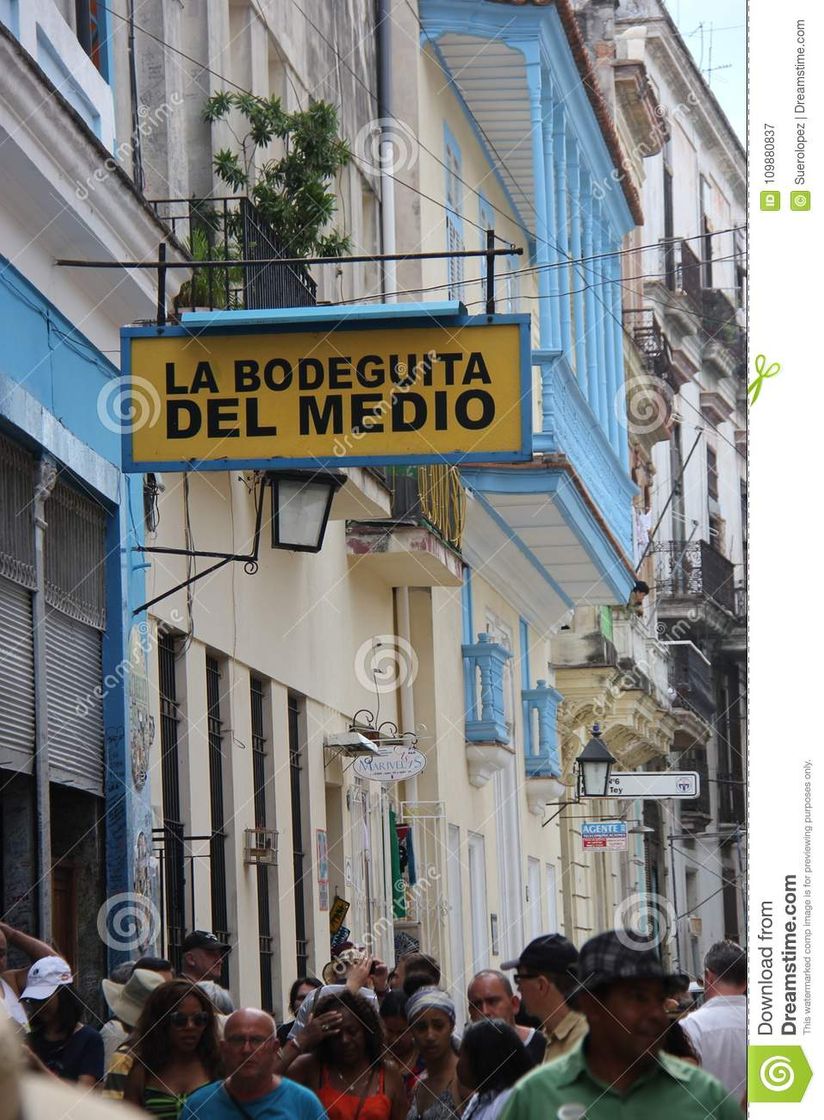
605, 771, 700, 799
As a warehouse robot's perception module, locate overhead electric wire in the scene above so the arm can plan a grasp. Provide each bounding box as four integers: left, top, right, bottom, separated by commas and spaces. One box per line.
100, 0, 746, 462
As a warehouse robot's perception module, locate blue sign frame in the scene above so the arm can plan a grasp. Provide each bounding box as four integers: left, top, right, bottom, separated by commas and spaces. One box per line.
120, 302, 533, 473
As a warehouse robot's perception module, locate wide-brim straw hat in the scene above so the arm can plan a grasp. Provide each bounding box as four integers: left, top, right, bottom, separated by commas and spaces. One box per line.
102, 968, 167, 1027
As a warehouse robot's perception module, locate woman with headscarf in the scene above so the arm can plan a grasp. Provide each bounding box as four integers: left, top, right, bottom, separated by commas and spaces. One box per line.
404, 989, 462, 1120
289, 989, 407, 1120
456, 1020, 534, 1120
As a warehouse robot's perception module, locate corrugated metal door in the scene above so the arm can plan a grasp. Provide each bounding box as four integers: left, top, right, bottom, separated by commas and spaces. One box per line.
45, 607, 104, 795
0, 576, 35, 774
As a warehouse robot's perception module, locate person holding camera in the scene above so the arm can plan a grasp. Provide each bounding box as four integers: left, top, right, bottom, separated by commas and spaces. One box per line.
276, 946, 389, 1074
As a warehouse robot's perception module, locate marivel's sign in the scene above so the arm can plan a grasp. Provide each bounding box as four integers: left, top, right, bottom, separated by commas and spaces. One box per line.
121, 305, 532, 471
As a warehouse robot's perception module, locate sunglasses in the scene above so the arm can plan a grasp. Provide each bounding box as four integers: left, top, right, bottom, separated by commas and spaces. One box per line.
169, 1011, 211, 1028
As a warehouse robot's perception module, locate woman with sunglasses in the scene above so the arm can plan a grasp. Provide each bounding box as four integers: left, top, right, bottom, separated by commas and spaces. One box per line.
123, 979, 222, 1117
289, 989, 408, 1120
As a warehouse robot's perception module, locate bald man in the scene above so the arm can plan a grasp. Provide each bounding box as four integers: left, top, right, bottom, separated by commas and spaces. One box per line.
467, 970, 546, 1065
181, 1009, 326, 1120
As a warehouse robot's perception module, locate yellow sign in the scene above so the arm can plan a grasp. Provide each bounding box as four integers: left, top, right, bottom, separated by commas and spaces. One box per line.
123, 317, 530, 470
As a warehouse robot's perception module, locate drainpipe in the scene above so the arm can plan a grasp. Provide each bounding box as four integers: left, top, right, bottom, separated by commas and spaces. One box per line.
376, 0, 397, 302
32, 456, 58, 940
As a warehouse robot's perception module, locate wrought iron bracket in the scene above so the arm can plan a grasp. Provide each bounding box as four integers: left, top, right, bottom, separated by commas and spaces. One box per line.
131, 475, 268, 615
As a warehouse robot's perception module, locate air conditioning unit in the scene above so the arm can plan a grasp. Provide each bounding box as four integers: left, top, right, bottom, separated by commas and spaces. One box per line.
244, 828, 278, 866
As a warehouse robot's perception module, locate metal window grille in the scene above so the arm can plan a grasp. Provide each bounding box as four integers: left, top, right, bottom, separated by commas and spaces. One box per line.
206, 656, 230, 975
251, 676, 274, 1011
158, 632, 185, 972
288, 696, 308, 976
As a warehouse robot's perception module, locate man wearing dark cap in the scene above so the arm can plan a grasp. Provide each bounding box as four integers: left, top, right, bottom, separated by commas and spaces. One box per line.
502, 935, 586, 1063
500, 931, 744, 1120
182, 930, 234, 1012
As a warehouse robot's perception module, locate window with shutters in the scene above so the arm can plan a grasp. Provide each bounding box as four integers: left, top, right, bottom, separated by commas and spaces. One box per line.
445, 128, 464, 300
206, 655, 230, 974
250, 675, 274, 1011
289, 695, 309, 976
157, 632, 185, 971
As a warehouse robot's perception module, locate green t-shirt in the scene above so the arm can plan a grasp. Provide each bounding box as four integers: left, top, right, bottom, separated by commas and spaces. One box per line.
499, 1039, 744, 1120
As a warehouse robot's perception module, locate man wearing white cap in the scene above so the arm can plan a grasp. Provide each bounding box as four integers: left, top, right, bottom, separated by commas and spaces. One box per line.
0, 920, 56, 1029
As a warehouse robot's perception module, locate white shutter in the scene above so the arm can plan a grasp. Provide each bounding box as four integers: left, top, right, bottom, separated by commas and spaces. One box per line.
45, 607, 104, 795
0, 577, 35, 774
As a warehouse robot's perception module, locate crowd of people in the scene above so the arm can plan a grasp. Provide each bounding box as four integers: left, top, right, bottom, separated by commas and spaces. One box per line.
0, 917, 747, 1119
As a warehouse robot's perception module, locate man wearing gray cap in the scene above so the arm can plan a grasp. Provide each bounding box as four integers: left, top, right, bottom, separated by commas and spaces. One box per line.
501, 935, 586, 1064
500, 931, 744, 1120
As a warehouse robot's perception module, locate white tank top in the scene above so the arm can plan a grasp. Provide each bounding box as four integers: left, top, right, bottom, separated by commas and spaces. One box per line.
0, 978, 29, 1028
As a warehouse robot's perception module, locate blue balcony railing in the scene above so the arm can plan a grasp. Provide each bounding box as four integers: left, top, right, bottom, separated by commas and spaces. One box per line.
462, 634, 511, 744
522, 680, 563, 778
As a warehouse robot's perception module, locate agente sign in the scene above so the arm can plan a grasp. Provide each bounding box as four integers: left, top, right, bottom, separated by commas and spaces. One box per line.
121, 310, 531, 471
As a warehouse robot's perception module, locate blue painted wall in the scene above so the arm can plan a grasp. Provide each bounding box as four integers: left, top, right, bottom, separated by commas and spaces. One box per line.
0, 256, 151, 964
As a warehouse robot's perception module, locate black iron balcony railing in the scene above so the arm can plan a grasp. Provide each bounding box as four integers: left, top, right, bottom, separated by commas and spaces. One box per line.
387, 465, 465, 550
149, 196, 317, 311
623, 309, 674, 384
651, 540, 736, 615
660, 237, 703, 309
669, 642, 715, 725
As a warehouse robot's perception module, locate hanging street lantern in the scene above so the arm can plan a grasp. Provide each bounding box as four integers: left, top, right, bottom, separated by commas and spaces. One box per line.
576, 724, 617, 798
269, 469, 345, 553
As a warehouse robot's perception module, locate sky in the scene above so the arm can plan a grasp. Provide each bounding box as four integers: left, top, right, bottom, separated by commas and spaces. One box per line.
670, 0, 746, 143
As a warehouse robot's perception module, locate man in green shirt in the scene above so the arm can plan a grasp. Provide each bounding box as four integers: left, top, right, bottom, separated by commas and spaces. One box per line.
500, 931, 744, 1119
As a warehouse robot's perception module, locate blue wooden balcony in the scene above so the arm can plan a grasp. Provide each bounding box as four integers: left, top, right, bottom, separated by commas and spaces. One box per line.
522, 679, 563, 779
462, 634, 512, 744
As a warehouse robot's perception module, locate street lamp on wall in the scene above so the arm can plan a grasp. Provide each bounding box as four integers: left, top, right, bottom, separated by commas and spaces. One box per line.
269, 469, 346, 553
576, 724, 617, 798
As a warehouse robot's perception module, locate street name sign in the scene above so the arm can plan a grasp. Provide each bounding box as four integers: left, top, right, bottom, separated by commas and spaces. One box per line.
120, 306, 532, 472
606, 771, 700, 799
582, 820, 628, 851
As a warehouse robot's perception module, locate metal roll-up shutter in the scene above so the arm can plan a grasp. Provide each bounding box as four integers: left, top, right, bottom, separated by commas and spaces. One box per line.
0, 576, 35, 774
45, 606, 104, 794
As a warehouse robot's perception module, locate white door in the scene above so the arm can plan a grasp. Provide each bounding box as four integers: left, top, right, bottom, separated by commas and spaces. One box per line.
447, 825, 468, 1023
467, 832, 490, 971
527, 858, 542, 938
546, 863, 559, 932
